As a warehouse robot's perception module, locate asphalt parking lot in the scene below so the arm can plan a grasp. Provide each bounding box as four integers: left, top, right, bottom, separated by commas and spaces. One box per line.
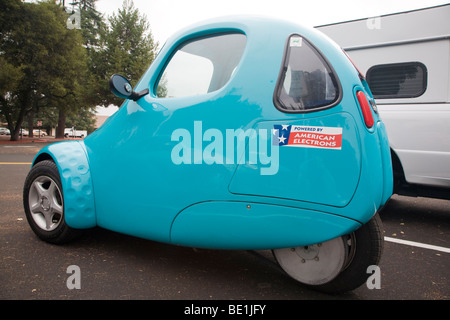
0, 140, 449, 302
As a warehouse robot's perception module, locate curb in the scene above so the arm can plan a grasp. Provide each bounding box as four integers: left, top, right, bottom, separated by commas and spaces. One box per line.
0, 139, 47, 144
0, 137, 81, 144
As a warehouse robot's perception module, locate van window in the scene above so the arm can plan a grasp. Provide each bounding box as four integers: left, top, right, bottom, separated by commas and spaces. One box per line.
156, 33, 246, 98
366, 62, 427, 99
274, 35, 340, 113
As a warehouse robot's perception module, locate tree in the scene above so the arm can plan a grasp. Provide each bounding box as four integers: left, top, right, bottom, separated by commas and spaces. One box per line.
56, 0, 157, 129
75, 0, 108, 107
0, 0, 87, 141
52, 0, 106, 138
0, 0, 28, 139
0, 56, 24, 133
1, 0, 157, 140
100, 0, 157, 107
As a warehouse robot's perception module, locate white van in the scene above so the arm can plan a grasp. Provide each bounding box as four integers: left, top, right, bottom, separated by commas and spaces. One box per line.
64, 128, 87, 138
317, 4, 450, 199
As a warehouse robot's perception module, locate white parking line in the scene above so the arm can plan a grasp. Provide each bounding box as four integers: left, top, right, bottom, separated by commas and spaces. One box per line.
385, 237, 450, 254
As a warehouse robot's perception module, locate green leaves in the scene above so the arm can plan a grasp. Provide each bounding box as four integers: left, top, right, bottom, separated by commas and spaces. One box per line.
96, 0, 157, 107
0, 0, 157, 140
1, 0, 87, 139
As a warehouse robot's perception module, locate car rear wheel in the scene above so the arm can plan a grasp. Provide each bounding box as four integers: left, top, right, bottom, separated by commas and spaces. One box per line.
23, 160, 82, 244
273, 213, 383, 294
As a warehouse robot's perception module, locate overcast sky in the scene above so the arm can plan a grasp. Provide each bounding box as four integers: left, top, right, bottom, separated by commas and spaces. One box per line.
96, 0, 449, 46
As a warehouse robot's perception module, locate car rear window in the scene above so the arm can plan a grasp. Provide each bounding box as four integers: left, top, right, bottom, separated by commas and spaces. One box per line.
366, 62, 427, 99
274, 35, 340, 113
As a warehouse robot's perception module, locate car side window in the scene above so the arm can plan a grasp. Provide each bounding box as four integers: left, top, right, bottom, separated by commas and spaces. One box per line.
156, 33, 247, 98
366, 62, 427, 99
274, 35, 340, 113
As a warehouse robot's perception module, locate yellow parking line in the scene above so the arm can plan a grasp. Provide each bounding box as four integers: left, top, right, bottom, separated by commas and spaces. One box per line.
0, 162, 32, 165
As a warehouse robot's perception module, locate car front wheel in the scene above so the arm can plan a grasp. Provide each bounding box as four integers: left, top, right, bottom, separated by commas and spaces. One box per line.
23, 160, 82, 244
273, 213, 383, 294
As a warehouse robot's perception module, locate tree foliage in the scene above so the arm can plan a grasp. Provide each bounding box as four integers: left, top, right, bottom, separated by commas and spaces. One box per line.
0, 0, 86, 140
97, 0, 157, 107
0, 0, 157, 140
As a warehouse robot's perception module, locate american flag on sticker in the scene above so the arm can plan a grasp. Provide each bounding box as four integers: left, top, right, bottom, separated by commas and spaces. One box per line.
272, 125, 343, 150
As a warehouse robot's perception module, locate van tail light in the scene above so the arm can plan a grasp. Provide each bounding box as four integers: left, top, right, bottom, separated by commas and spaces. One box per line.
356, 91, 374, 128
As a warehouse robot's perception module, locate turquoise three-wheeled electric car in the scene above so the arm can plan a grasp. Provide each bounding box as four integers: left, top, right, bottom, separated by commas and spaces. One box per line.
23, 16, 393, 293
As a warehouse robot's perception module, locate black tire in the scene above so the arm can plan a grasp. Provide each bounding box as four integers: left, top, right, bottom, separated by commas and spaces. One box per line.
23, 160, 82, 244
274, 213, 384, 294
316, 213, 384, 294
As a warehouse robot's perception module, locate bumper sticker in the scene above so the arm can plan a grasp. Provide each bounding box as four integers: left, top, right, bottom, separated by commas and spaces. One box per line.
273, 125, 343, 150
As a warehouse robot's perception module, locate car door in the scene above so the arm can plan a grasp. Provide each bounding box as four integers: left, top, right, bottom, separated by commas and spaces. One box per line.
84, 32, 249, 242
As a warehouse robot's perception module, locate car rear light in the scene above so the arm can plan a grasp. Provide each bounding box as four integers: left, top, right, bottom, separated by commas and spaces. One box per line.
356, 91, 374, 128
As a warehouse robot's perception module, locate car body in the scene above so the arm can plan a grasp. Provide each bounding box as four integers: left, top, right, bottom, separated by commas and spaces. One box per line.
0, 127, 10, 135
64, 128, 87, 138
33, 129, 47, 137
24, 16, 393, 293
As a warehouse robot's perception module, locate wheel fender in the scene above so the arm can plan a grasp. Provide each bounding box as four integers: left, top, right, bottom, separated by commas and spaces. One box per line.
376, 121, 393, 206
32, 141, 96, 229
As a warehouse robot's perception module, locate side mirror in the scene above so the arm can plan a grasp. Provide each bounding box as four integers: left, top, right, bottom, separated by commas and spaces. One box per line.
109, 74, 149, 101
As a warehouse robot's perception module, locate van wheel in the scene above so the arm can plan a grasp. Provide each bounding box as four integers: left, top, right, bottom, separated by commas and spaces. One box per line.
23, 160, 82, 244
273, 214, 383, 294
